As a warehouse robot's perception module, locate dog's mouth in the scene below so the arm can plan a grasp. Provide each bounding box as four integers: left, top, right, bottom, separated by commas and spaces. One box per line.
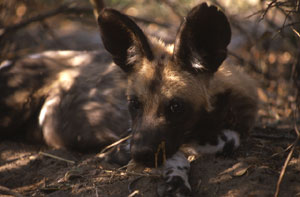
131, 139, 179, 168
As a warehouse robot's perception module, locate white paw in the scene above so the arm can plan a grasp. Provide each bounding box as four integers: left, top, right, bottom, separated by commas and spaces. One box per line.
161, 152, 191, 196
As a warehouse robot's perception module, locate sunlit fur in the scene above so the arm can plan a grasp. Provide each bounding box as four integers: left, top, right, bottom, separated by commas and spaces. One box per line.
124, 32, 257, 166
128, 38, 212, 114
0, 50, 130, 151
127, 37, 256, 122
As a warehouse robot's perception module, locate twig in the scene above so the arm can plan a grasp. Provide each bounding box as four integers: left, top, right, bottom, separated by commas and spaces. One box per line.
0, 3, 169, 41
260, 0, 279, 21
0, 5, 92, 39
39, 152, 75, 164
103, 168, 160, 178
292, 27, 300, 37
274, 125, 300, 197
0, 153, 36, 166
128, 190, 140, 197
228, 50, 273, 79
128, 177, 143, 196
125, 170, 160, 178
93, 183, 99, 197
98, 134, 132, 155
252, 126, 297, 141
271, 142, 294, 158
0, 185, 23, 197
277, 22, 300, 33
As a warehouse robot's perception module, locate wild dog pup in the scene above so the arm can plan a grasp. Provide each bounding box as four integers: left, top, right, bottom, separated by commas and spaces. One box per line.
98, 2, 257, 196
0, 50, 130, 152
0, 2, 258, 196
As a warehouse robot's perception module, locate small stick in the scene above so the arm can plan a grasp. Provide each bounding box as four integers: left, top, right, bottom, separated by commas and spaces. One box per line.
274, 125, 300, 197
128, 190, 140, 197
292, 27, 300, 38
39, 152, 75, 164
103, 169, 160, 178
0, 185, 23, 197
98, 134, 132, 155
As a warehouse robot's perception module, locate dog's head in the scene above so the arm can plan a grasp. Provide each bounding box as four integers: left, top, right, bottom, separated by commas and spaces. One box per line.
98, 3, 231, 167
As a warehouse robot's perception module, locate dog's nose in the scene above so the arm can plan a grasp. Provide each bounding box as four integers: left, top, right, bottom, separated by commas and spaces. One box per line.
131, 145, 155, 167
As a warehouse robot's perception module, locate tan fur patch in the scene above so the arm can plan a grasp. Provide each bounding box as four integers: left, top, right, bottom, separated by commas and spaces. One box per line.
127, 38, 212, 113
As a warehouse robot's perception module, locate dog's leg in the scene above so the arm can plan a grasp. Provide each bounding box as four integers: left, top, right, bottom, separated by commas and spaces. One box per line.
161, 130, 240, 196
162, 151, 191, 197
196, 129, 240, 155
182, 129, 240, 157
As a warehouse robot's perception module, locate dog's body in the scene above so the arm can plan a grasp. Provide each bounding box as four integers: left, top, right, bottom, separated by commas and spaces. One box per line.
0, 3, 258, 196
0, 50, 130, 151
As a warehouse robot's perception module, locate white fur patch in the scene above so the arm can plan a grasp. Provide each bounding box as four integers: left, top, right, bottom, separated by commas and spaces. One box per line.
223, 129, 240, 148
67, 54, 92, 66
181, 130, 240, 155
195, 136, 226, 154
0, 60, 12, 70
163, 151, 191, 191
39, 96, 60, 126
28, 53, 43, 59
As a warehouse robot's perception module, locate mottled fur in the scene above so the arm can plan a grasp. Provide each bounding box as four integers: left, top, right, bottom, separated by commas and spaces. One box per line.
0, 51, 130, 151
97, 4, 257, 166
97, 4, 258, 195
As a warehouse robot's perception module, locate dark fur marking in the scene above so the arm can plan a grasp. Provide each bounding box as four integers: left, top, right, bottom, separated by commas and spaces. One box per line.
164, 176, 192, 196
177, 166, 184, 170
165, 169, 174, 176
148, 65, 163, 93
220, 133, 228, 142
184, 88, 256, 147
98, 9, 153, 72
148, 78, 160, 93
184, 90, 232, 145
216, 139, 235, 157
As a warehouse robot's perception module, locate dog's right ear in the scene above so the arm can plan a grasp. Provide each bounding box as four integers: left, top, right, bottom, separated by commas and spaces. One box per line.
173, 3, 231, 74
98, 9, 153, 72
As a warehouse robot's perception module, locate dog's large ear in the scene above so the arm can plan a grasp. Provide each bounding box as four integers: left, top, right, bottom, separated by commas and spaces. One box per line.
173, 3, 231, 74
98, 9, 153, 72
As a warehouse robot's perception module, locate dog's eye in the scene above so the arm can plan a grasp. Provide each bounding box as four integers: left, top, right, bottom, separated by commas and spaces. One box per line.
128, 97, 141, 110
169, 99, 184, 113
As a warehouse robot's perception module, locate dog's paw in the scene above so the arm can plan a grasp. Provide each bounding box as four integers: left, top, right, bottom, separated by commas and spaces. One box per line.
163, 175, 192, 197
158, 151, 191, 197
217, 129, 240, 157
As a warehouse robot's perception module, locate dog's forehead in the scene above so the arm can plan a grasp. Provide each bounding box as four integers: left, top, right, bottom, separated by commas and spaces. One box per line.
128, 58, 208, 108
126, 37, 210, 108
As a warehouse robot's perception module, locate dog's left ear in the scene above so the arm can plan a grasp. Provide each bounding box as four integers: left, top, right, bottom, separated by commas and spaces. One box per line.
98, 9, 153, 72
173, 3, 231, 74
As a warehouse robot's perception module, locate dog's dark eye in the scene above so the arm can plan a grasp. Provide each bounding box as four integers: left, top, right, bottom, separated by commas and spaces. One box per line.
128, 97, 141, 110
169, 99, 184, 113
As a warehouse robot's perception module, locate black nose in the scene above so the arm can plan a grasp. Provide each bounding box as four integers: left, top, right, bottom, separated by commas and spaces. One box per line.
131, 145, 155, 167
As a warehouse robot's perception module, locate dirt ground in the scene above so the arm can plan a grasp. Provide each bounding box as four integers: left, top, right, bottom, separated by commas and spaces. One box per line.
0, 119, 300, 197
